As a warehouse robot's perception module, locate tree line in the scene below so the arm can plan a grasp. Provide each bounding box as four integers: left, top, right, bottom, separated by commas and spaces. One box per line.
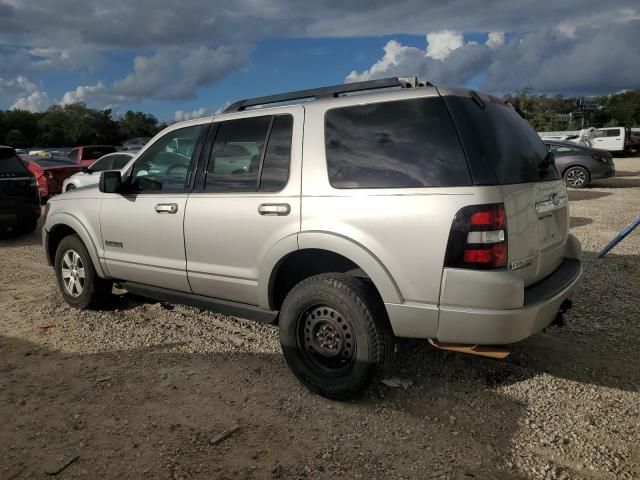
505, 88, 640, 132
0, 103, 168, 148
2, 88, 639, 148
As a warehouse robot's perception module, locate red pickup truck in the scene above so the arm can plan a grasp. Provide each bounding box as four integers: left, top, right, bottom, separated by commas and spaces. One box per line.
67, 145, 117, 167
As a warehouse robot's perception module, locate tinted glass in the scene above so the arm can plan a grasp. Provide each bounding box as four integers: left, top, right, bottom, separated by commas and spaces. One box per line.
606, 129, 620, 137
0, 148, 29, 176
89, 157, 112, 172
205, 116, 271, 191
555, 146, 574, 153
130, 125, 202, 192
325, 97, 470, 189
260, 115, 293, 191
444, 96, 559, 184
111, 155, 132, 170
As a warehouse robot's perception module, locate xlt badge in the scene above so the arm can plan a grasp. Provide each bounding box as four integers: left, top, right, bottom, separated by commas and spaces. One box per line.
511, 256, 533, 270
105, 240, 123, 248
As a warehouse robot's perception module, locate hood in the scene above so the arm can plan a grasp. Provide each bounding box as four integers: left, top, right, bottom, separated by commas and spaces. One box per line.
52, 184, 102, 201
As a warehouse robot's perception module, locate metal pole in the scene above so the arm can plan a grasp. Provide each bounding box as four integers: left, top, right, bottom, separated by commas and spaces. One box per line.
597, 217, 640, 258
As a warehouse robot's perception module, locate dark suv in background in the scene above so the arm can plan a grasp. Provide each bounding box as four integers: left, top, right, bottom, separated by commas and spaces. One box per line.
0, 146, 41, 235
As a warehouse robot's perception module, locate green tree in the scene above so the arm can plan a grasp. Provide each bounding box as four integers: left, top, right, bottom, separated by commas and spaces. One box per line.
5, 129, 28, 148
117, 111, 160, 140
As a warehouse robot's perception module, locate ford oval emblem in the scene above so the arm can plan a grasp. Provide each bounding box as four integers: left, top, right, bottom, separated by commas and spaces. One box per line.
550, 193, 560, 206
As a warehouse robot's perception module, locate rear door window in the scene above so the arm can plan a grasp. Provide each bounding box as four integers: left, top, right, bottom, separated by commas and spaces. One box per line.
204, 114, 293, 192
606, 129, 621, 137
325, 97, 471, 189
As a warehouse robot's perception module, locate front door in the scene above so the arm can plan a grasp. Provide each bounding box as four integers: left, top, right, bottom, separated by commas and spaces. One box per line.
184, 108, 302, 306
100, 123, 207, 292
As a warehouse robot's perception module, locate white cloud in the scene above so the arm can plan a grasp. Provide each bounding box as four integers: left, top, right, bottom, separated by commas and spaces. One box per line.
59, 45, 251, 109
486, 32, 505, 48
425, 30, 464, 60
174, 108, 211, 122
346, 15, 640, 95
0, 75, 38, 95
10, 90, 51, 112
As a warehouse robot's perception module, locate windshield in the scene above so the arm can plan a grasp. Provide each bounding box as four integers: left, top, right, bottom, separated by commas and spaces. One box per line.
444, 95, 560, 184
89, 157, 111, 172
0, 148, 29, 177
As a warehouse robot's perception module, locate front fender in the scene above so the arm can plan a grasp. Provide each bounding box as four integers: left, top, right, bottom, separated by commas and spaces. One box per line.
44, 212, 107, 278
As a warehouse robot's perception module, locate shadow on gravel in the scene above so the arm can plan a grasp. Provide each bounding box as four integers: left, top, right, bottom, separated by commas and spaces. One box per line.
567, 190, 612, 201
0, 224, 42, 248
614, 170, 640, 177
0, 334, 528, 480
570, 216, 593, 228
591, 177, 640, 188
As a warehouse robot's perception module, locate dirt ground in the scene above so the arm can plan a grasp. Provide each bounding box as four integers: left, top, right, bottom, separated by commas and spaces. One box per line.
1, 159, 639, 480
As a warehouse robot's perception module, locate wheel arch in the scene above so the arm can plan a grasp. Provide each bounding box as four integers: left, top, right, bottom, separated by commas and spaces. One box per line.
45, 213, 106, 278
260, 231, 403, 311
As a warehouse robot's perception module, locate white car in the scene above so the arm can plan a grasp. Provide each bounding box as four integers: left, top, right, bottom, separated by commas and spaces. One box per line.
62, 152, 137, 192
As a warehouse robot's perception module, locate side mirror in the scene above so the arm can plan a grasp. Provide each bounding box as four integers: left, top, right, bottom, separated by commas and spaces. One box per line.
99, 171, 123, 194
81, 167, 90, 174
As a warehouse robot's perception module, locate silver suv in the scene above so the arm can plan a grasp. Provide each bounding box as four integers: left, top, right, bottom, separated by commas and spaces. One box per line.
43, 77, 582, 399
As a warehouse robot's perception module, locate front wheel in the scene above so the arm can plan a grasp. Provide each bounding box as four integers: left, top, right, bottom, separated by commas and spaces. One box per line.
66, 184, 76, 192
54, 234, 112, 309
564, 166, 590, 188
279, 273, 393, 400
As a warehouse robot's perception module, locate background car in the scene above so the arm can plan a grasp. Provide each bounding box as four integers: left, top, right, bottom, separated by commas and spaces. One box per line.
121, 137, 151, 151
62, 152, 137, 192
545, 140, 615, 188
0, 146, 41, 234
66, 145, 117, 167
22, 155, 83, 200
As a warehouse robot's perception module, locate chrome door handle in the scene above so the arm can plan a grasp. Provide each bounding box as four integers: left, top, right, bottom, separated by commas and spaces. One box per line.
155, 203, 178, 214
258, 203, 290, 216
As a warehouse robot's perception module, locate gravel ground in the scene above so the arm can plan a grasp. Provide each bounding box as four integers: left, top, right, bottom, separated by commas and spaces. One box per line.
1, 158, 639, 480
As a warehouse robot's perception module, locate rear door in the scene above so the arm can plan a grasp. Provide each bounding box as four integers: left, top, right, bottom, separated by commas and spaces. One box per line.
184, 108, 302, 306
443, 92, 568, 286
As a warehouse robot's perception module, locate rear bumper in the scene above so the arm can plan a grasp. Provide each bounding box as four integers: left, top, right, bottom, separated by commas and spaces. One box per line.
436, 258, 581, 344
592, 162, 615, 180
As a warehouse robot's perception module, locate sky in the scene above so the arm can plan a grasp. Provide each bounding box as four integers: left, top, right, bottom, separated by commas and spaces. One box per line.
0, 1, 639, 122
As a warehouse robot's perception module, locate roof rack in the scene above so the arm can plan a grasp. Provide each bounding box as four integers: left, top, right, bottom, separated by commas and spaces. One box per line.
223, 76, 431, 113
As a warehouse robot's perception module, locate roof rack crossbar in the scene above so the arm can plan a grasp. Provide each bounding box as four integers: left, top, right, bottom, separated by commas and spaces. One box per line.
223, 77, 422, 113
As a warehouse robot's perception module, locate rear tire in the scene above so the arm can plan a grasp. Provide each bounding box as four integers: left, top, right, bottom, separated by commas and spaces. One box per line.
54, 234, 112, 309
279, 273, 393, 400
564, 166, 590, 188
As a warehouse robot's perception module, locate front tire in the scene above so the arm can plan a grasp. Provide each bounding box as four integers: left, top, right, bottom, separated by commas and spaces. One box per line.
564, 166, 590, 188
54, 234, 112, 309
66, 184, 76, 192
279, 273, 393, 400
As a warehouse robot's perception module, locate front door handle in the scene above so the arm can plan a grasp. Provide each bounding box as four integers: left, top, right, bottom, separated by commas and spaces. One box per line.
155, 203, 178, 214
258, 203, 290, 216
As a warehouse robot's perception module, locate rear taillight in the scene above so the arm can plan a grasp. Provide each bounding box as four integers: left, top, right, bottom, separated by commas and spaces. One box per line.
444, 204, 508, 270
591, 154, 606, 162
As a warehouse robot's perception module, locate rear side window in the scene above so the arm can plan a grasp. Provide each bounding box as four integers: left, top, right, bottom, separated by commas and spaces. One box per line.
443, 96, 559, 184
606, 129, 620, 137
204, 114, 293, 192
0, 148, 29, 177
325, 97, 471, 189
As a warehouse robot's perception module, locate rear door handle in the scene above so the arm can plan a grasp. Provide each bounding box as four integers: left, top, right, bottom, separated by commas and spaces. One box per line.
155, 203, 178, 214
258, 203, 290, 216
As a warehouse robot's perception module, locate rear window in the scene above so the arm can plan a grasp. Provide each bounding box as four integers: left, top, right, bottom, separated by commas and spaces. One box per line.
324, 97, 471, 189
0, 148, 29, 177
443, 95, 559, 184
